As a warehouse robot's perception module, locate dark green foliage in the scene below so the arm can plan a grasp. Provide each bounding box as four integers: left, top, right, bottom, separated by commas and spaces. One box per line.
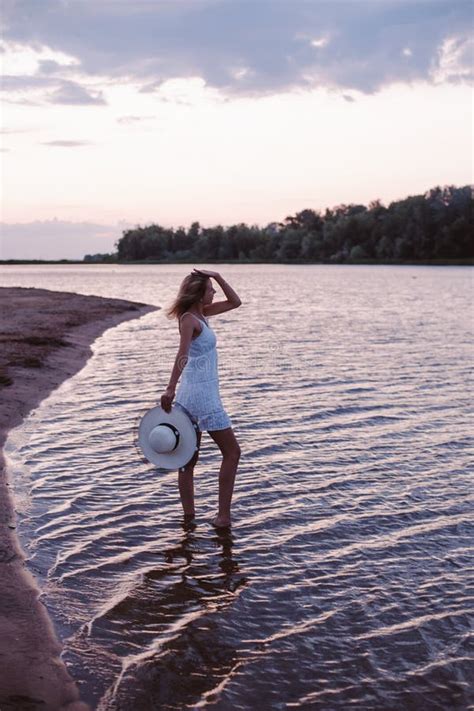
84, 253, 117, 263
108, 185, 473, 263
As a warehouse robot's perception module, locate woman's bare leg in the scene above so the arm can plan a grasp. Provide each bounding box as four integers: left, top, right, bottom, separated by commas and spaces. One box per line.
178, 430, 202, 517
208, 427, 241, 527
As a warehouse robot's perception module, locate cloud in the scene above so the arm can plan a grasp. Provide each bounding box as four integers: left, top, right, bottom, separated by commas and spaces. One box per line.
1, 0, 472, 98
37, 58, 67, 74
1, 74, 107, 104
432, 35, 474, 83
0, 219, 125, 260
46, 80, 106, 104
1, 74, 58, 91
40, 140, 93, 147
116, 115, 156, 124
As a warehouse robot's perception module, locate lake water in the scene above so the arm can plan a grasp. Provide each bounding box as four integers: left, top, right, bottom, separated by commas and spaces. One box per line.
2, 265, 473, 710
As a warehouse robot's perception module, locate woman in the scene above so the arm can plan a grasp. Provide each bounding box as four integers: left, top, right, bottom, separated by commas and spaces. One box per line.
161, 269, 242, 528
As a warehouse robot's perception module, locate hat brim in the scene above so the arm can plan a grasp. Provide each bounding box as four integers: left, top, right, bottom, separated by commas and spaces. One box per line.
138, 403, 199, 470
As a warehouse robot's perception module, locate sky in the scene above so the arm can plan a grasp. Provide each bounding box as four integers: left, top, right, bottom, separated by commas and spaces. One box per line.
1, 0, 473, 260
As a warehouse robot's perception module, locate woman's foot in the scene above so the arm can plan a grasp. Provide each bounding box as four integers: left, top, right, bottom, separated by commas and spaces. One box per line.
211, 515, 231, 529
182, 514, 196, 531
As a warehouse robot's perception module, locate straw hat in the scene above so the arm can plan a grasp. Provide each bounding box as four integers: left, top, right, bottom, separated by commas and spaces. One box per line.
137, 403, 199, 469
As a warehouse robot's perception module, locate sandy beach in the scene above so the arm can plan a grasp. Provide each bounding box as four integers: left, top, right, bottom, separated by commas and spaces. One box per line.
0, 287, 158, 711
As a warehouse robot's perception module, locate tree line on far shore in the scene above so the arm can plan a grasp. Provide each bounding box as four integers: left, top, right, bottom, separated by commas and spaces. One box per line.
84, 185, 473, 264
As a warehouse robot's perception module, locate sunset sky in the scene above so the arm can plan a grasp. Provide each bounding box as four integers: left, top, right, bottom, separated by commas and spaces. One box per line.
1, 0, 472, 259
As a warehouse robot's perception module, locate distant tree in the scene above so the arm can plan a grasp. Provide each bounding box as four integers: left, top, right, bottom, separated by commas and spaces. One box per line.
349, 244, 369, 261
84, 253, 116, 263
113, 184, 473, 264
277, 228, 302, 260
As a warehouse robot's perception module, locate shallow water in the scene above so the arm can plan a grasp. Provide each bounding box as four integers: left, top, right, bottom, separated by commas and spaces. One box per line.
2, 264, 474, 709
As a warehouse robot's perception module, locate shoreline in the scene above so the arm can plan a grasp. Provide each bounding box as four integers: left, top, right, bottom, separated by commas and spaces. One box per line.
0, 287, 159, 711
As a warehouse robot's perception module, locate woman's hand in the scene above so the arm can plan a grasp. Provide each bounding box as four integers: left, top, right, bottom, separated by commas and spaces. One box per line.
192, 268, 220, 279
160, 386, 175, 413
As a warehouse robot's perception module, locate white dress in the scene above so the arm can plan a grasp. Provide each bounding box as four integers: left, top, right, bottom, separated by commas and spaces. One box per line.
175, 312, 232, 432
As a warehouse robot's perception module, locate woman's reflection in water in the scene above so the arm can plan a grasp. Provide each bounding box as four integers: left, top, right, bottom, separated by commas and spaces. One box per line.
211, 526, 244, 594
104, 523, 249, 709
163, 518, 248, 601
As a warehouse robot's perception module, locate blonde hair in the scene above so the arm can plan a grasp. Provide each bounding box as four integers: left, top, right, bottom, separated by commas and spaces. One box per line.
165, 272, 209, 320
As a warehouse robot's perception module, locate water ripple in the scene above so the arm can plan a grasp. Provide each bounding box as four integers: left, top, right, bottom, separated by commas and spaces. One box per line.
4, 264, 474, 710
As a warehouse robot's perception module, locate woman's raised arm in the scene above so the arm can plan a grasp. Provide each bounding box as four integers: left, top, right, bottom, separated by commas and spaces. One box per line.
192, 269, 242, 316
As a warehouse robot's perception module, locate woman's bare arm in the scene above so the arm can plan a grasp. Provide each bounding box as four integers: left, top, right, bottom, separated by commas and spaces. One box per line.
160, 315, 195, 412
193, 269, 242, 316
213, 273, 241, 306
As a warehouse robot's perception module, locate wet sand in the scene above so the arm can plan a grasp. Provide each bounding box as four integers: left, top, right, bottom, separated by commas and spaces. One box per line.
0, 287, 158, 711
